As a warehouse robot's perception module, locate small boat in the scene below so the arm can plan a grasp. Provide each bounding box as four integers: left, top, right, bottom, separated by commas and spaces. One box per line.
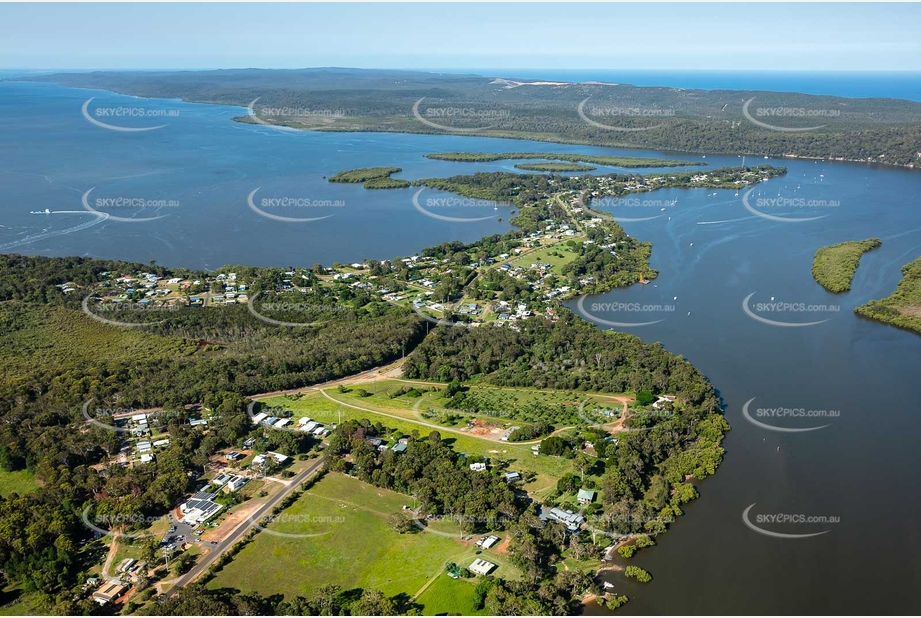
30, 208, 52, 215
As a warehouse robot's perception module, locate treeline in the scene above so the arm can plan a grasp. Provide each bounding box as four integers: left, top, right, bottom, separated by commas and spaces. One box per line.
855, 254, 921, 334
25, 68, 921, 166
811, 238, 881, 293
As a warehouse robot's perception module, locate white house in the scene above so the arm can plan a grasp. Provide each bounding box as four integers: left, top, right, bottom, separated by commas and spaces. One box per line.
468, 559, 497, 576
469, 462, 487, 472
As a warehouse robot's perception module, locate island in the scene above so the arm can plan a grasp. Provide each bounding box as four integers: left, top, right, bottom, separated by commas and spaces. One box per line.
855, 255, 921, 335
425, 152, 703, 168
328, 166, 411, 189
811, 238, 881, 292
18, 68, 921, 168
514, 162, 596, 172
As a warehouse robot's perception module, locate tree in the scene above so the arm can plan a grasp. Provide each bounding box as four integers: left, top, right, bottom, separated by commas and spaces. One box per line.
350, 589, 397, 616
387, 512, 416, 534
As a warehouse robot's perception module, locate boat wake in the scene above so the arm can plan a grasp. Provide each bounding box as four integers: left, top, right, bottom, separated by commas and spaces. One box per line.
0, 212, 109, 251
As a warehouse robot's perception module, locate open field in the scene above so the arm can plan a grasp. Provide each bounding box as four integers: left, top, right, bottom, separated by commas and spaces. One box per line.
0, 469, 39, 497
505, 242, 584, 275
256, 389, 583, 497
206, 473, 519, 601
414, 573, 487, 616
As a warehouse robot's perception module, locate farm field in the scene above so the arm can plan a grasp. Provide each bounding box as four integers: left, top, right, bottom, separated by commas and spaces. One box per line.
254, 390, 581, 497
205, 473, 520, 601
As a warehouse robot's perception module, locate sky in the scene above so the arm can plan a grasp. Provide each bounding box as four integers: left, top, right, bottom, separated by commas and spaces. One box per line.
1, 3, 920, 72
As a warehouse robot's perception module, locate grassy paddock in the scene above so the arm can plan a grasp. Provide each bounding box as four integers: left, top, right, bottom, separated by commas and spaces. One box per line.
206, 473, 507, 600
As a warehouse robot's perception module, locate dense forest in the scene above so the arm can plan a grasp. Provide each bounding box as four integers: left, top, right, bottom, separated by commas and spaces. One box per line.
19, 68, 921, 166
855, 255, 921, 334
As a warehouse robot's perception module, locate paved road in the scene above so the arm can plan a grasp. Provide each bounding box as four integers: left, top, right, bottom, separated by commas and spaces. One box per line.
169, 457, 325, 592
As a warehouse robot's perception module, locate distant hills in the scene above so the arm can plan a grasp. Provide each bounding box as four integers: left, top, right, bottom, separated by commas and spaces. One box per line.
15, 67, 921, 167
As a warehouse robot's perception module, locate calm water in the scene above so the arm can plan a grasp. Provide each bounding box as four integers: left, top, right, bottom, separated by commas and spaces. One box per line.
2, 80, 921, 614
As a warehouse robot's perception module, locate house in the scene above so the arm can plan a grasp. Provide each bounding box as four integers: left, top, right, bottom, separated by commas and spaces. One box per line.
476, 535, 500, 549
577, 489, 597, 505
226, 475, 248, 492
652, 395, 677, 409
298, 417, 312, 425
180, 492, 223, 525
267, 451, 289, 463
391, 442, 408, 454
541, 507, 585, 532
251, 412, 268, 425
152, 439, 170, 449
302, 420, 319, 432
139, 453, 155, 464
117, 558, 136, 573
504, 471, 521, 483
212, 472, 232, 486
468, 558, 497, 576
226, 450, 244, 461
311, 426, 326, 437
136, 441, 152, 453
189, 419, 208, 427
93, 581, 128, 605
273, 418, 292, 428
469, 462, 487, 472
243, 438, 256, 449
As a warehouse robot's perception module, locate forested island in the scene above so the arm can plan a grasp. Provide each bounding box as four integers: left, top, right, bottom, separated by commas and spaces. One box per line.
14, 68, 921, 167
811, 238, 881, 292
424, 152, 702, 168
855, 255, 921, 334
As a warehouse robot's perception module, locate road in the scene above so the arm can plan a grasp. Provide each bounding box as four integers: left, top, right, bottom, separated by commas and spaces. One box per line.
168, 456, 325, 592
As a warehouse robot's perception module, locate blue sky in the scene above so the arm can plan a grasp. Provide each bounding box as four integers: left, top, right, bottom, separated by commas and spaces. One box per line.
1, 3, 919, 71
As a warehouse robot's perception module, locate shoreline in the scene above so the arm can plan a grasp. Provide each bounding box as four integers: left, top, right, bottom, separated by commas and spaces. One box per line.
7, 76, 919, 171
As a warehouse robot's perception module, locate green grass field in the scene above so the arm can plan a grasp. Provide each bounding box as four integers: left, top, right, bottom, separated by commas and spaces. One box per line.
207, 473, 513, 600
415, 573, 487, 615
0, 469, 39, 497
256, 389, 578, 497
505, 242, 584, 275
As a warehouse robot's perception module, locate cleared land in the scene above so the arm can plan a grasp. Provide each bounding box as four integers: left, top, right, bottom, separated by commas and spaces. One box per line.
205, 473, 519, 603
0, 469, 39, 497
811, 238, 881, 292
